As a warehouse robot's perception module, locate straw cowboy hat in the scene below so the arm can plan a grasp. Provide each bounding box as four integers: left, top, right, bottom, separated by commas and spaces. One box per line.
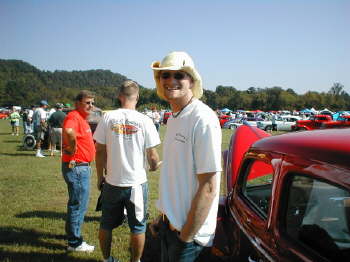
151, 51, 203, 101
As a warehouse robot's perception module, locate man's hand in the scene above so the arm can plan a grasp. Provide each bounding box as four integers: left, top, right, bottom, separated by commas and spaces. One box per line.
149, 215, 161, 237
149, 161, 162, 172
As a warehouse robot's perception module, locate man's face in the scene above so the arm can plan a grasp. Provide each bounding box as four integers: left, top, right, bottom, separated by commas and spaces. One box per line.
76, 97, 94, 117
159, 70, 194, 102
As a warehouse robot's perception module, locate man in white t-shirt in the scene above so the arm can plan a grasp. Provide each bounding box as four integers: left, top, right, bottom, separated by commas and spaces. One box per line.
151, 51, 222, 262
33, 100, 48, 157
94, 80, 161, 262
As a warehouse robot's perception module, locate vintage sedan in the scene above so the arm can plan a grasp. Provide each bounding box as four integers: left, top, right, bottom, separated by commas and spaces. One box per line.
257, 115, 301, 131
213, 126, 350, 262
223, 117, 263, 129
292, 114, 332, 131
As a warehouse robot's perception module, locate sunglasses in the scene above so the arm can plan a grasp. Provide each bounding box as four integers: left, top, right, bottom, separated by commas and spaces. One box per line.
160, 71, 188, 80
84, 101, 95, 105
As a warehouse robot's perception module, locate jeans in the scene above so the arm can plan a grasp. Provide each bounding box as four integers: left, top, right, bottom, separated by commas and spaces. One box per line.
160, 219, 204, 262
62, 163, 91, 247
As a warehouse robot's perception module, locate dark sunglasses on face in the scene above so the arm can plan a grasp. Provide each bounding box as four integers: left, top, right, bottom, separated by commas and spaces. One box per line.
84, 101, 94, 105
160, 71, 188, 80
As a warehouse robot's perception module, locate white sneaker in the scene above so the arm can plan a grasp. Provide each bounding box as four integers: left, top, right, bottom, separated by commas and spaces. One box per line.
67, 241, 95, 252
35, 152, 45, 158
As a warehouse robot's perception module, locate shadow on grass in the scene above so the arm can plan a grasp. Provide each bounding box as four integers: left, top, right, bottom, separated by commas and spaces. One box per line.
15, 210, 100, 223
2, 140, 21, 143
0, 226, 68, 258
0, 153, 35, 157
0, 249, 99, 262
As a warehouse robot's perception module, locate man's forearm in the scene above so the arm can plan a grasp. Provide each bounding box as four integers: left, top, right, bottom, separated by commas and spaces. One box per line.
147, 147, 160, 171
95, 143, 107, 190
180, 173, 217, 242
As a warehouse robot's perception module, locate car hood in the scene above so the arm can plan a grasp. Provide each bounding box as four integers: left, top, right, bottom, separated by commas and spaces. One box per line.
225, 125, 270, 192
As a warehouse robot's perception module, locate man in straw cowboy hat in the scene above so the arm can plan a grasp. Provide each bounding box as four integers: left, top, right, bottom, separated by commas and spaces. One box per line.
150, 51, 222, 262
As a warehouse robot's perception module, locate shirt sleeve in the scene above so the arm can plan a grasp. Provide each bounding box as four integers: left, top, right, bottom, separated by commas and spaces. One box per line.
144, 117, 161, 149
193, 117, 222, 175
63, 114, 78, 130
93, 114, 107, 144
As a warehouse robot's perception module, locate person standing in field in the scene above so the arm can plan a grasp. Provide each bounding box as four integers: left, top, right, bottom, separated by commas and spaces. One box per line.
32, 100, 48, 157
151, 106, 161, 132
94, 80, 161, 262
151, 51, 222, 262
9, 107, 21, 136
61, 90, 96, 252
47, 103, 66, 156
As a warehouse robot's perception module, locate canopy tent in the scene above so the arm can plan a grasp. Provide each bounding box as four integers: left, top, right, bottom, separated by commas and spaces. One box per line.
221, 108, 232, 113
300, 108, 313, 113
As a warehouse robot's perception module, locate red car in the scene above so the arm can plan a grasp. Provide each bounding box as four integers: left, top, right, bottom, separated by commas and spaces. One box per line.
322, 115, 350, 129
212, 126, 350, 261
0, 113, 8, 119
219, 115, 232, 128
292, 114, 332, 130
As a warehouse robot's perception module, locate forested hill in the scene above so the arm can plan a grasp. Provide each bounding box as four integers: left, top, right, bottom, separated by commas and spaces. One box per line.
1, 59, 349, 111
0, 59, 164, 109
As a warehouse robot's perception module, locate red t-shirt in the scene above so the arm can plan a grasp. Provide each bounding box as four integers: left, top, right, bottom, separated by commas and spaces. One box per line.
62, 110, 96, 163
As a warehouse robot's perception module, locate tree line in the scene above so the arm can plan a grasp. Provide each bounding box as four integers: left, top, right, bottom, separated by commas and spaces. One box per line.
0, 59, 349, 111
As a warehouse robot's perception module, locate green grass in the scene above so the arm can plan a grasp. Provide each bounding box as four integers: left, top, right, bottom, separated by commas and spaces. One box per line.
0, 119, 281, 262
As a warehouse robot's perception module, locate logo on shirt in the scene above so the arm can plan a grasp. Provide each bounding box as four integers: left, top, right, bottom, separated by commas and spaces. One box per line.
111, 124, 138, 135
175, 133, 187, 143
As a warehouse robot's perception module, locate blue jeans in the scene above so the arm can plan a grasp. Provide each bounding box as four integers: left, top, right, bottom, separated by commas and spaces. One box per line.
62, 163, 91, 247
160, 218, 204, 262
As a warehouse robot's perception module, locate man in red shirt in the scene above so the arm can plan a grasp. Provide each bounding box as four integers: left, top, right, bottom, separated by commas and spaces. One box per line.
62, 90, 96, 252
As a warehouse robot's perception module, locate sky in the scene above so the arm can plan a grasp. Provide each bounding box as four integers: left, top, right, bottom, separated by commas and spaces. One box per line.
1, 0, 349, 94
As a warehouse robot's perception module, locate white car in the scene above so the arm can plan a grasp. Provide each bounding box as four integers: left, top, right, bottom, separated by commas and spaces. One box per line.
224, 117, 263, 129
257, 115, 301, 131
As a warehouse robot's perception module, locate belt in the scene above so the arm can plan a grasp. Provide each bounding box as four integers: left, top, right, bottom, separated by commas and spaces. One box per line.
75, 162, 90, 166
162, 214, 178, 232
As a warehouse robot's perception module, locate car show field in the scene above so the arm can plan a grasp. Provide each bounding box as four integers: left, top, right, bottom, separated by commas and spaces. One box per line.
1, 117, 349, 262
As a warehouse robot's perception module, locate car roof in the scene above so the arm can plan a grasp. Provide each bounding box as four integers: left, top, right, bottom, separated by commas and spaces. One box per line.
252, 128, 350, 169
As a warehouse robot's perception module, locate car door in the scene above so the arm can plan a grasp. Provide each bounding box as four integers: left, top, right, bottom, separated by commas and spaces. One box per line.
230, 153, 280, 261
274, 163, 350, 261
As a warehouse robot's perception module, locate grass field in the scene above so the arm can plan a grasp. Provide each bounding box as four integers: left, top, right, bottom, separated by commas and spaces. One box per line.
0, 119, 235, 262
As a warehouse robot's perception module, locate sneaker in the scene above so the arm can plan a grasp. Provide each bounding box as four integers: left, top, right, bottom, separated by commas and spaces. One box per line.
67, 241, 95, 252
35, 152, 45, 158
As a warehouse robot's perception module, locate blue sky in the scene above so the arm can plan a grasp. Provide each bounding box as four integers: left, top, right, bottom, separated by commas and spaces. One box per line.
1, 0, 349, 94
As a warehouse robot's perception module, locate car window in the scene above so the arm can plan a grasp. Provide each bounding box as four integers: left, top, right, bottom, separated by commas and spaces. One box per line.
242, 159, 274, 217
285, 175, 350, 260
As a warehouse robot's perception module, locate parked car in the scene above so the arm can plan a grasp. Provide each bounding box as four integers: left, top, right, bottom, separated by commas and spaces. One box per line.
321, 115, 350, 129
219, 115, 232, 128
213, 126, 350, 261
257, 115, 301, 131
0, 112, 8, 119
223, 117, 263, 129
292, 114, 333, 131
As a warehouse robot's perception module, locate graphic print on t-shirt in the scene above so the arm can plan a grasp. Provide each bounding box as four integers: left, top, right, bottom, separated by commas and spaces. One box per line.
110, 119, 140, 139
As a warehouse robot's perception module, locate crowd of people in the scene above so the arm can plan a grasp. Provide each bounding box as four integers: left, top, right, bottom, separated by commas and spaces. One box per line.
3, 51, 222, 262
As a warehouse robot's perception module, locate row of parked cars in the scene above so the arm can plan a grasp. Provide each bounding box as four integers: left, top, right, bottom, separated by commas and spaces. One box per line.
219, 114, 350, 131
210, 125, 350, 262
